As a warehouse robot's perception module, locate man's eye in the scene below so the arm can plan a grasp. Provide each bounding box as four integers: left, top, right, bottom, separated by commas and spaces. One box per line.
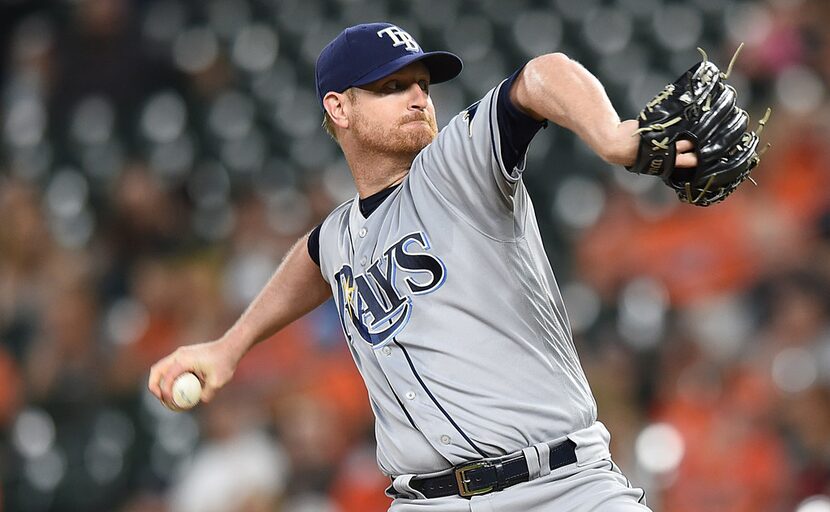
418, 80, 429, 92
384, 81, 400, 91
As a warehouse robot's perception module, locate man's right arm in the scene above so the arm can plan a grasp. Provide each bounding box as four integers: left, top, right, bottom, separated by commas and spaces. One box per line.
148, 231, 332, 408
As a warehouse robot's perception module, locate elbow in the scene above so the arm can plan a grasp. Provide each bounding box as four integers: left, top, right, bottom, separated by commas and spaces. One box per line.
525, 52, 575, 79
515, 53, 575, 120
522, 52, 579, 96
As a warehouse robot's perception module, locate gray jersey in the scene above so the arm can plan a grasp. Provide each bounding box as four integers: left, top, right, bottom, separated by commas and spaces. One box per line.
317, 78, 597, 476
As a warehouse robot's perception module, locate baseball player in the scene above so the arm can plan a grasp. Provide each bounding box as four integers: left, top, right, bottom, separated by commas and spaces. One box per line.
149, 22, 758, 511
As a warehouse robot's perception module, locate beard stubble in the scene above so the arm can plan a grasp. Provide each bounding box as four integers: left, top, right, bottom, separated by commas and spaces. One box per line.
350, 104, 438, 157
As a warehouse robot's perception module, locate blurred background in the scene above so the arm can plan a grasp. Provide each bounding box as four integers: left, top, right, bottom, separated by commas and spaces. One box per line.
1, 0, 829, 511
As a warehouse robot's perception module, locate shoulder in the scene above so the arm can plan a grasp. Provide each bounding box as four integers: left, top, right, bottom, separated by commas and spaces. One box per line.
328, 197, 355, 218
320, 198, 354, 231
419, 84, 502, 154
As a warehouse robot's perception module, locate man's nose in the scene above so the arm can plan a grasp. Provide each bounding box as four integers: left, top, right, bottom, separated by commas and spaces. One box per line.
408, 83, 428, 110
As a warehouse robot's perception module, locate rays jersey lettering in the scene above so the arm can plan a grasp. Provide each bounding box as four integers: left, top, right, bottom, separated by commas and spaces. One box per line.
334, 232, 445, 346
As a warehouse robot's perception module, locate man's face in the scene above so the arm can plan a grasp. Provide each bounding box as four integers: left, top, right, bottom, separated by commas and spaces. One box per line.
347, 61, 438, 157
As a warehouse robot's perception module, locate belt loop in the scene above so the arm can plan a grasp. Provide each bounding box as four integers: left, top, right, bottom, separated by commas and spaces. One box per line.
493, 461, 505, 491
534, 441, 552, 477
392, 475, 427, 500
521, 446, 542, 480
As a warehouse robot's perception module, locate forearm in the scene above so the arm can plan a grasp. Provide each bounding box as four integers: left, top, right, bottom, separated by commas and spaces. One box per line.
511, 53, 638, 166
149, 231, 331, 407
223, 233, 331, 360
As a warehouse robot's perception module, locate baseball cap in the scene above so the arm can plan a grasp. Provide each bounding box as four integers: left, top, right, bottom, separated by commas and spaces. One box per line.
315, 23, 463, 109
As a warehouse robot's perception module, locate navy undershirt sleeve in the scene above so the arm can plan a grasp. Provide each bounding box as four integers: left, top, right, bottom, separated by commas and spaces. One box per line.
307, 223, 321, 267
496, 68, 548, 174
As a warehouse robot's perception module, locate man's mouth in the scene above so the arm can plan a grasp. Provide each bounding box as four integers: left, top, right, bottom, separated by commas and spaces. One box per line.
401, 114, 431, 125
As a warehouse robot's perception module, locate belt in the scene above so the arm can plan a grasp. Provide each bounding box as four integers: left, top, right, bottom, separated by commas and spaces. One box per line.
410, 439, 577, 499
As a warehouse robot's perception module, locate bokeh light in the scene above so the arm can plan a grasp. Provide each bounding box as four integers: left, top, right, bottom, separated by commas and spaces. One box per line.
772, 347, 818, 394
562, 281, 601, 334
635, 423, 685, 476
553, 175, 606, 230
12, 408, 56, 459
798, 496, 830, 512
618, 277, 669, 350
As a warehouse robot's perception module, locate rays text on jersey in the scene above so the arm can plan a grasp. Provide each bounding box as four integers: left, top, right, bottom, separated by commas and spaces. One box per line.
334, 232, 446, 346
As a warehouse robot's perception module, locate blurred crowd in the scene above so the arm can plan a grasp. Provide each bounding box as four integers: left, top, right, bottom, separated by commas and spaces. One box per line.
1, 0, 830, 511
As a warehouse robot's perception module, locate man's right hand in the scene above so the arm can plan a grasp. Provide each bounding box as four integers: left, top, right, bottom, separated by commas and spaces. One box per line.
148, 337, 243, 410
147, 232, 332, 410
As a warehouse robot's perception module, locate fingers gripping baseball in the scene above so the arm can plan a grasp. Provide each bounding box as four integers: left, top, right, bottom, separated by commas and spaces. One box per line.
148, 340, 236, 410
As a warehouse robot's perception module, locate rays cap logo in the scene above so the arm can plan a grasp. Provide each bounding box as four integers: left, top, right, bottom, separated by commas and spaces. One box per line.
315, 22, 463, 110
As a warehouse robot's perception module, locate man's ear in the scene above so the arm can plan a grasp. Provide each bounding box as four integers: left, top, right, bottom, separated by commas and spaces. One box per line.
323, 91, 350, 129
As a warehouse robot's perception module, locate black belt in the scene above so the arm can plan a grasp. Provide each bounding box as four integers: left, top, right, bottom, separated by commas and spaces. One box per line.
410, 439, 577, 499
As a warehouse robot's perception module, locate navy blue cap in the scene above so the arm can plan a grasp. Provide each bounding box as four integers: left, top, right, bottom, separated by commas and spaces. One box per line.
315, 23, 463, 109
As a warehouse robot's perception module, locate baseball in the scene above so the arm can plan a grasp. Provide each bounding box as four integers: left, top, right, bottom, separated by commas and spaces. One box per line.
172, 372, 202, 410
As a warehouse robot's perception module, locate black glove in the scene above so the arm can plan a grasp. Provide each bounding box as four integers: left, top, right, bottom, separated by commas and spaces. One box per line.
628, 46, 770, 207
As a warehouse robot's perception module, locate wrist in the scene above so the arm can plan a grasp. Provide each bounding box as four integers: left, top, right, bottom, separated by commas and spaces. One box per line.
602, 120, 639, 167
219, 327, 255, 365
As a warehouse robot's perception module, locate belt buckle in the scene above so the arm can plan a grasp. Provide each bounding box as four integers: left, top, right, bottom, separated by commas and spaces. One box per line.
454, 461, 494, 498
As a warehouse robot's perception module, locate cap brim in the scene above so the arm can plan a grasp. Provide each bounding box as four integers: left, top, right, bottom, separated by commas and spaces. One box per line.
352, 51, 463, 88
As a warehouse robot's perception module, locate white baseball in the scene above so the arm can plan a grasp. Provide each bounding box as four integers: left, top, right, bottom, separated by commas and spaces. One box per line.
172, 372, 202, 410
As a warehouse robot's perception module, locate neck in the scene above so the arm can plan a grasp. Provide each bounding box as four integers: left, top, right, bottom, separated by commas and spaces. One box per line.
343, 146, 415, 198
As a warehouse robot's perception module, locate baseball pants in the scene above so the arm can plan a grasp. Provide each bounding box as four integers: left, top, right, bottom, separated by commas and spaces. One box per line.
387, 422, 651, 512
388, 458, 650, 512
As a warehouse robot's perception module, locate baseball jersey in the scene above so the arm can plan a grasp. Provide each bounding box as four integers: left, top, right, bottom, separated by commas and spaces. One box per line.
312, 72, 597, 476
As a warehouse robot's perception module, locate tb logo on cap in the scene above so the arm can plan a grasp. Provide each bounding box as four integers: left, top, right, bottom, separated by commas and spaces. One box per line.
377, 26, 421, 53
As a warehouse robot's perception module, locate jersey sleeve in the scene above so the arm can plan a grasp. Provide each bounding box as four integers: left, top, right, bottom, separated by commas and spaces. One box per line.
412, 68, 546, 236
496, 69, 549, 175
307, 223, 322, 267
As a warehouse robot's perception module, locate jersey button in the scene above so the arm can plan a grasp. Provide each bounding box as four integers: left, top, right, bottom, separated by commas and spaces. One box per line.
381, 346, 392, 356
405, 391, 416, 400
360, 257, 367, 266
359, 227, 367, 238
440, 435, 452, 445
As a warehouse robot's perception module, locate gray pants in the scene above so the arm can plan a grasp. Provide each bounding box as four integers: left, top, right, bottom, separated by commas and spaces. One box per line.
388, 458, 650, 512
387, 422, 650, 512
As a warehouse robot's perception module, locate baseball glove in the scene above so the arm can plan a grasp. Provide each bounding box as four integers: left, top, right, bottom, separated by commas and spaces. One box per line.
628, 45, 771, 206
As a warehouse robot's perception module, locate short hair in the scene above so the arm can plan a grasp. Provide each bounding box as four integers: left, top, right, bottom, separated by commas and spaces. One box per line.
322, 112, 338, 141
321, 89, 355, 143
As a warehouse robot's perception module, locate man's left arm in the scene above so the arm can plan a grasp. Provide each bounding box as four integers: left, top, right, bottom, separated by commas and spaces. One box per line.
510, 53, 697, 168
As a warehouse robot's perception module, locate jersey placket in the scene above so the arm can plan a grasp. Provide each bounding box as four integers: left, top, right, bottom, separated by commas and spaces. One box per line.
346, 201, 485, 465
371, 339, 486, 463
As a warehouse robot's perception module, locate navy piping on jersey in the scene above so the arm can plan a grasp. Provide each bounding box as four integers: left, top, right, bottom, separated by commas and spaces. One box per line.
394, 337, 489, 458
488, 84, 506, 182
387, 374, 420, 431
